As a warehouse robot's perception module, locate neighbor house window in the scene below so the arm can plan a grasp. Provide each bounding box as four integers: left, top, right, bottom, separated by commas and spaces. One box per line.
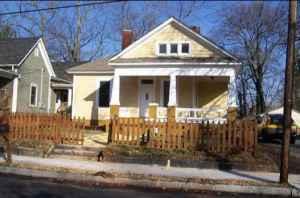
181, 43, 190, 54
158, 43, 167, 55
30, 84, 38, 106
170, 43, 178, 54
98, 81, 110, 107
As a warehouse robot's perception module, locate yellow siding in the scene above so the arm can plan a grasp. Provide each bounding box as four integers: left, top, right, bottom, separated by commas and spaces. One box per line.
178, 76, 193, 108
196, 80, 228, 110
120, 77, 138, 106
120, 23, 216, 59
73, 75, 112, 120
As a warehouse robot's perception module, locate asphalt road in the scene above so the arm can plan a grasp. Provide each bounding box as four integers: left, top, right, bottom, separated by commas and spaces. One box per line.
0, 174, 287, 198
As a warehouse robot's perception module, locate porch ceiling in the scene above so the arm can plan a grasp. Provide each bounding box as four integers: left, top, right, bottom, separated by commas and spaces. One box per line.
114, 67, 236, 77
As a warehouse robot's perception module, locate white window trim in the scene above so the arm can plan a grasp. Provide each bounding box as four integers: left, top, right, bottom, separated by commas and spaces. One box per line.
96, 80, 111, 108
179, 42, 191, 56
169, 43, 179, 55
156, 42, 168, 56
29, 83, 38, 107
156, 41, 191, 56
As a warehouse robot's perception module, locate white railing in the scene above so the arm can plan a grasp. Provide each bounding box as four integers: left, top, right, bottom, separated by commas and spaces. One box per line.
157, 107, 167, 119
98, 107, 110, 119
176, 107, 227, 122
119, 107, 139, 117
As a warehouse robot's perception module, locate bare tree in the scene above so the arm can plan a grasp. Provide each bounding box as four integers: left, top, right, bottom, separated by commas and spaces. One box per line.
109, 1, 204, 51
213, 2, 287, 115
14, 1, 107, 62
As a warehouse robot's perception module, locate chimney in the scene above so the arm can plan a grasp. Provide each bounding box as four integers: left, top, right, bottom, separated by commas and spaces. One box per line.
190, 26, 200, 34
122, 29, 133, 49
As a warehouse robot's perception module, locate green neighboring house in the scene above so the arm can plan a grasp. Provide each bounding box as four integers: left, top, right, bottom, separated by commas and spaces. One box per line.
0, 37, 72, 113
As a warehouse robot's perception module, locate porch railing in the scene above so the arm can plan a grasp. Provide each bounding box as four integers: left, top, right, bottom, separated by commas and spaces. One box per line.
119, 107, 139, 118
176, 107, 226, 122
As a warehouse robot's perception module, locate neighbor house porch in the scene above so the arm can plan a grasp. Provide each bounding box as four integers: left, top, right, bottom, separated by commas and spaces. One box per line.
99, 66, 237, 121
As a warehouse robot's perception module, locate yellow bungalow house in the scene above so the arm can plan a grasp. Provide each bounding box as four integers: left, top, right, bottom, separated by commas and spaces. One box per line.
67, 17, 241, 125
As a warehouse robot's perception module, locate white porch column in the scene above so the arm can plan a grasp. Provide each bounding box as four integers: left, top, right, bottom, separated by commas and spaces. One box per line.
67, 88, 72, 107
168, 74, 177, 106
228, 74, 237, 107
11, 76, 18, 112
110, 74, 120, 105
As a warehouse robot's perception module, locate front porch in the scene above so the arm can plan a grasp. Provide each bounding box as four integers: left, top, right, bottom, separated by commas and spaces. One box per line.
99, 66, 237, 121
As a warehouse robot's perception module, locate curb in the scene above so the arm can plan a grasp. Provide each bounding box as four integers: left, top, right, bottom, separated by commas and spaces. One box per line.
0, 166, 299, 196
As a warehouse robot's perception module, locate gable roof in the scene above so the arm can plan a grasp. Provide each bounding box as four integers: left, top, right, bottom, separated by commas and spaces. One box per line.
52, 61, 87, 82
109, 17, 239, 63
67, 59, 113, 74
0, 37, 40, 65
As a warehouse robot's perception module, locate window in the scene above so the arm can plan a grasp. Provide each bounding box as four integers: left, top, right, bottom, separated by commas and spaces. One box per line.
170, 44, 178, 54
157, 43, 190, 56
181, 43, 190, 54
34, 48, 39, 57
158, 44, 167, 54
98, 81, 110, 107
141, 79, 153, 84
30, 84, 38, 106
163, 81, 170, 107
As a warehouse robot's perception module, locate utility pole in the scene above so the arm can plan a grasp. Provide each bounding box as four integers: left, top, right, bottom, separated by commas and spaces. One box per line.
280, 0, 297, 184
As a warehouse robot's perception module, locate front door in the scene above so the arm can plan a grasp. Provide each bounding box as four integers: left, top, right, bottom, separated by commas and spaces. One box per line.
139, 79, 154, 117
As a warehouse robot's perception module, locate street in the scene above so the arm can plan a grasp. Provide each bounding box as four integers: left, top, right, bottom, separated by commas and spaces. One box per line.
0, 174, 288, 198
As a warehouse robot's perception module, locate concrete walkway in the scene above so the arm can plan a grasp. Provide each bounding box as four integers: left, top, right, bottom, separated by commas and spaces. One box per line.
2, 154, 300, 189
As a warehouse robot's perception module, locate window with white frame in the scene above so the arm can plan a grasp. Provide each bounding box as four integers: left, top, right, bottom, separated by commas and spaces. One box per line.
158, 43, 167, 55
157, 43, 190, 56
181, 43, 190, 54
30, 84, 38, 106
98, 81, 110, 107
170, 43, 178, 54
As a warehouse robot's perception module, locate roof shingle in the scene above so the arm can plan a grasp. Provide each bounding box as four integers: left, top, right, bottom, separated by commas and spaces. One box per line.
67, 59, 113, 73
0, 37, 39, 65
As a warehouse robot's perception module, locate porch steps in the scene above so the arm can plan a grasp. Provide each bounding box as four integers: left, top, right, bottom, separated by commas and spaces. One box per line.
50, 144, 102, 161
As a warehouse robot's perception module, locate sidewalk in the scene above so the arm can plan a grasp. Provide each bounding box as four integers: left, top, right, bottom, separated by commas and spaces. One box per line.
1, 155, 300, 196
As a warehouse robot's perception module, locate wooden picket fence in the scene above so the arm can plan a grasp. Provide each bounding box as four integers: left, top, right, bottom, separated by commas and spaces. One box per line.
7, 113, 85, 145
111, 118, 257, 155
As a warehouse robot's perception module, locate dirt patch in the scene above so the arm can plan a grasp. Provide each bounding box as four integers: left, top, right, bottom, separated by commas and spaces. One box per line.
100, 144, 278, 172
260, 144, 300, 174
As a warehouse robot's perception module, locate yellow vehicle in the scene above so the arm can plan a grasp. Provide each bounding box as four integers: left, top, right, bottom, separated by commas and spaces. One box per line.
260, 114, 297, 144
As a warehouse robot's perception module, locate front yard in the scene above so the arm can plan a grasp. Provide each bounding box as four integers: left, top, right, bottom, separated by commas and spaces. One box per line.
2, 128, 299, 174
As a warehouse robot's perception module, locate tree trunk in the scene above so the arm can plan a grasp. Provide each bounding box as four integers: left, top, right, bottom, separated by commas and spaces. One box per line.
255, 79, 265, 114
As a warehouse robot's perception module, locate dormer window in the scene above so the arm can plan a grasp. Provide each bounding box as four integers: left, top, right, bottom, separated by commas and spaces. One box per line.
158, 43, 167, 55
181, 43, 190, 54
170, 43, 178, 54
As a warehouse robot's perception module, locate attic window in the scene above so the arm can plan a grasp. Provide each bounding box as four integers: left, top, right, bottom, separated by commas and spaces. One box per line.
158, 44, 167, 54
181, 43, 190, 54
170, 44, 178, 54
34, 48, 39, 57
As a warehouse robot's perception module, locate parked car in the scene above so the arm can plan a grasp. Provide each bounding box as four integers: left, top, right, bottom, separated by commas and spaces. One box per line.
260, 114, 297, 144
